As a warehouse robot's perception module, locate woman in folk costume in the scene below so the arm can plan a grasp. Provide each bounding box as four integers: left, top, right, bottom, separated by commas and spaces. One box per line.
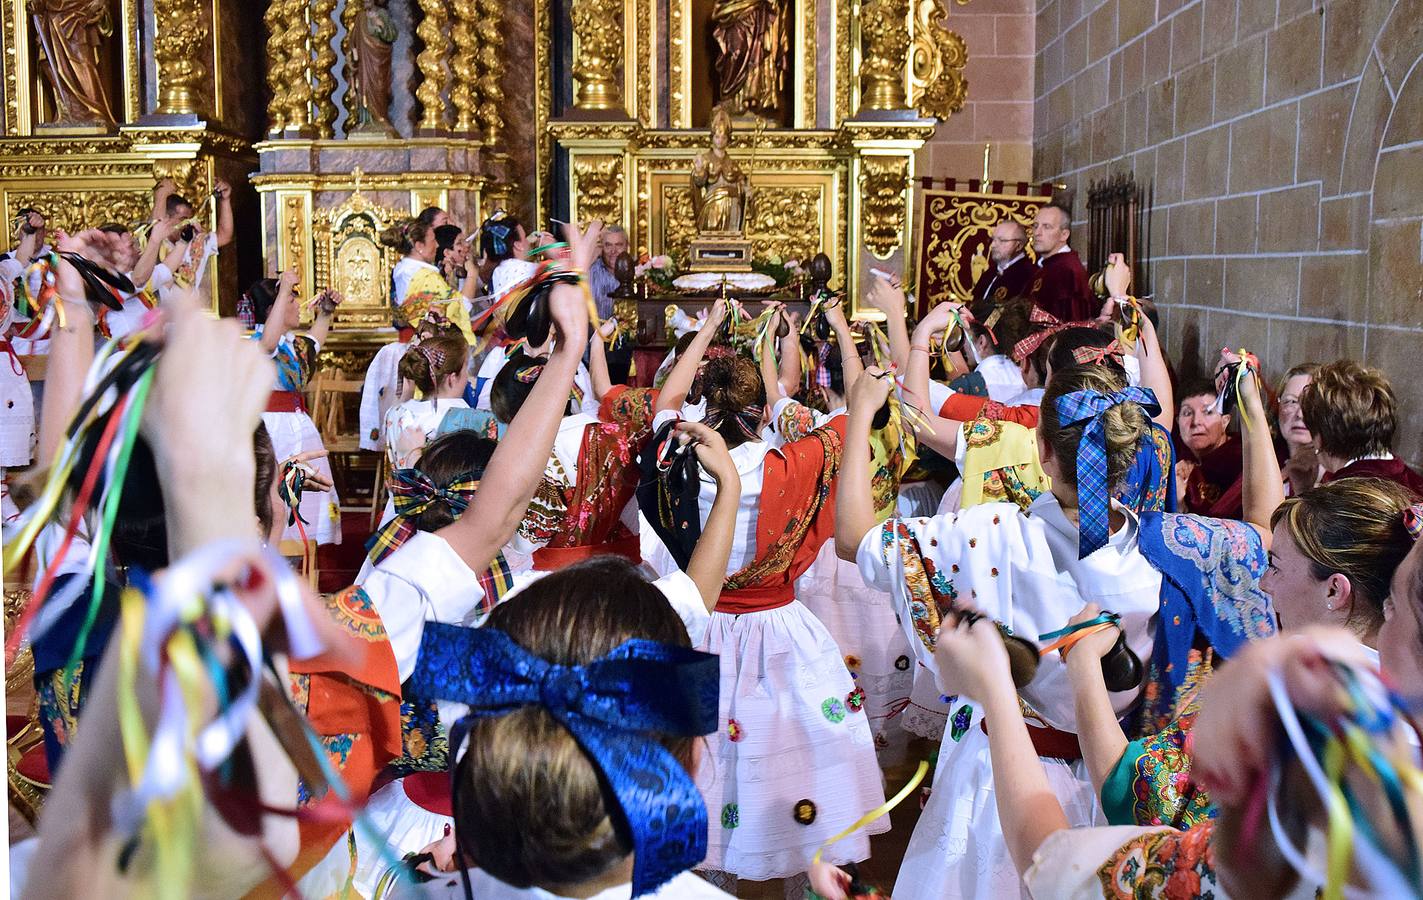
766, 302, 918, 761
489, 322, 659, 572
649, 299, 887, 895
382, 332, 471, 469
837, 346, 1281, 899
341, 236, 744, 894
905, 612, 1423, 900
1056, 475, 1417, 840
0, 226, 38, 520
246, 272, 343, 545
467, 210, 534, 410
359, 218, 473, 450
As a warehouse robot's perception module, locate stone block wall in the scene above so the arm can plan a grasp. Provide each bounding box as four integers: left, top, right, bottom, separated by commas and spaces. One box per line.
919, 0, 1038, 182
1033, 0, 1423, 464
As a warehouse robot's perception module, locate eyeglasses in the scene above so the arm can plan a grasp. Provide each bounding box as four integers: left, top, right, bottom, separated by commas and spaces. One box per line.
1279, 397, 1301, 410
990, 237, 1024, 244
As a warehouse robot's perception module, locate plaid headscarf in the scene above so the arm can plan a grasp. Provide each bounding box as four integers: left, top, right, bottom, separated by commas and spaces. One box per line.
1011, 306, 1094, 364
365, 467, 481, 566
1055, 386, 1161, 558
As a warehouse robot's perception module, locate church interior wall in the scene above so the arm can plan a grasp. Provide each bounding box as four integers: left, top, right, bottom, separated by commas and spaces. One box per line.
916, 0, 1037, 183
1033, 0, 1423, 464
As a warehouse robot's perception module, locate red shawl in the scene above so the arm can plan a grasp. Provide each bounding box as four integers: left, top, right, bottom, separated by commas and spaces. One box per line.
717, 417, 847, 613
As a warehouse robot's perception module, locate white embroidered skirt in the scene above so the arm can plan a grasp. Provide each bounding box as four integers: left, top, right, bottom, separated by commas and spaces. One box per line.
696, 600, 889, 880
796, 539, 913, 765
261, 410, 342, 545
349, 777, 453, 898
893, 712, 1103, 900
0, 364, 35, 467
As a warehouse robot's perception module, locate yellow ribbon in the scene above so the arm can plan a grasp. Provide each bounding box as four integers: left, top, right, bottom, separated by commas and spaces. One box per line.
811, 759, 930, 865
1321, 737, 1354, 900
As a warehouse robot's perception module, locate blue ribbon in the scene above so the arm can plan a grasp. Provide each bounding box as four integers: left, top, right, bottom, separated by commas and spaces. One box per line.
406, 623, 720, 898
1054, 386, 1161, 558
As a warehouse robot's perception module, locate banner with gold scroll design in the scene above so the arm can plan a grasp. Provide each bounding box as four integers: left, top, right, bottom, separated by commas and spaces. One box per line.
913, 181, 1054, 316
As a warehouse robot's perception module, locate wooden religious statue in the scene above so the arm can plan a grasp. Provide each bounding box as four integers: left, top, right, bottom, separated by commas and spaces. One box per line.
688, 106, 753, 270
710, 0, 789, 115
30, 0, 116, 127
348, 0, 397, 134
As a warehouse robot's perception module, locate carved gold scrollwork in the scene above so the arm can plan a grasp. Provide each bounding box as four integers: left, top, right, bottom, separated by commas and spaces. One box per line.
152, 159, 209, 206
909, 0, 968, 120
661, 183, 825, 265
312, 0, 339, 137
7, 191, 152, 233
572, 156, 623, 226
475, 0, 505, 147
860, 155, 908, 258
415, 0, 450, 132
570, 0, 623, 111
153, 0, 209, 116
860, 0, 910, 111
451, 0, 479, 134
265, 0, 289, 133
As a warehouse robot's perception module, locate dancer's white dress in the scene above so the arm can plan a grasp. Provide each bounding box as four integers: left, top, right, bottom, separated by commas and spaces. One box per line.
855, 494, 1160, 899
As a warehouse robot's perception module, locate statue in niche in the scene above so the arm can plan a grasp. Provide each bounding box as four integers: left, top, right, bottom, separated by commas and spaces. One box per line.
349, 0, 397, 134
710, 0, 788, 116
690, 106, 750, 234
30, 0, 116, 127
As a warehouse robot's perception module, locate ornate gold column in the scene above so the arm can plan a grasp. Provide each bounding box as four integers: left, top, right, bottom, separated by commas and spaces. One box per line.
473, 0, 505, 147
859, 0, 911, 111
415, 0, 450, 134
312, 0, 339, 138
152, 0, 209, 116
282, 0, 315, 135
265, 1, 290, 134
451, 0, 479, 135
570, 0, 624, 111
859, 155, 909, 257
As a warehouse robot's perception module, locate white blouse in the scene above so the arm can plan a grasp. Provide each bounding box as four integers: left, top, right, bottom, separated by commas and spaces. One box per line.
856, 493, 1162, 731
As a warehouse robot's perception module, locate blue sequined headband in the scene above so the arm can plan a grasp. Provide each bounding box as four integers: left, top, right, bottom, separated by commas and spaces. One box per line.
405, 623, 720, 897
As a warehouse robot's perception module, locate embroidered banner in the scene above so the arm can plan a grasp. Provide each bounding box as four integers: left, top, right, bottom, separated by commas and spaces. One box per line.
912, 180, 1055, 317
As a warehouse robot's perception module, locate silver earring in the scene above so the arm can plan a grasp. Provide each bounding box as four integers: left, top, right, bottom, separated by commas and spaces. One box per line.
1326, 603, 1335, 611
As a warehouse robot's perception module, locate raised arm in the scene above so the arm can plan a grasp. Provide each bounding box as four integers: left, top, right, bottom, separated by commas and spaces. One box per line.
654, 298, 727, 415
905, 300, 956, 412
588, 318, 615, 401
863, 277, 910, 372
35, 234, 106, 467
151, 176, 175, 221
161, 234, 189, 275
260, 269, 298, 352
1235, 354, 1283, 547
758, 308, 787, 404
1061, 604, 1131, 794
834, 367, 892, 560
213, 180, 234, 249
824, 299, 862, 396
935, 616, 1071, 875
776, 307, 800, 395
1104, 253, 1172, 430
437, 221, 601, 573
306, 289, 339, 347
677, 421, 741, 611
129, 219, 170, 288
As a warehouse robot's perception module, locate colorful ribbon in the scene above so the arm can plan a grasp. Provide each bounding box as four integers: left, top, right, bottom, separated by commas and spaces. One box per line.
365, 467, 481, 566
811, 759, 930, 865
1054, 386, 1161, 558
407, 623, 720, 898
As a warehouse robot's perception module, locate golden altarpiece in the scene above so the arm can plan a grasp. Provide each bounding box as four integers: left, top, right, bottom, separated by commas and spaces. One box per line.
0, 0, 971, 361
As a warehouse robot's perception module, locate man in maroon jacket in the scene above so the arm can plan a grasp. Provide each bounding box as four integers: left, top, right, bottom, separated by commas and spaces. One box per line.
1028, 203, 1096, 322
970, 219, 1035, 309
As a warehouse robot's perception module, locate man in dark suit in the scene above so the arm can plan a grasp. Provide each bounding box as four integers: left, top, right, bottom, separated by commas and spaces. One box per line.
1028, 203, 1096, 322
970, 219, 1035, 309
